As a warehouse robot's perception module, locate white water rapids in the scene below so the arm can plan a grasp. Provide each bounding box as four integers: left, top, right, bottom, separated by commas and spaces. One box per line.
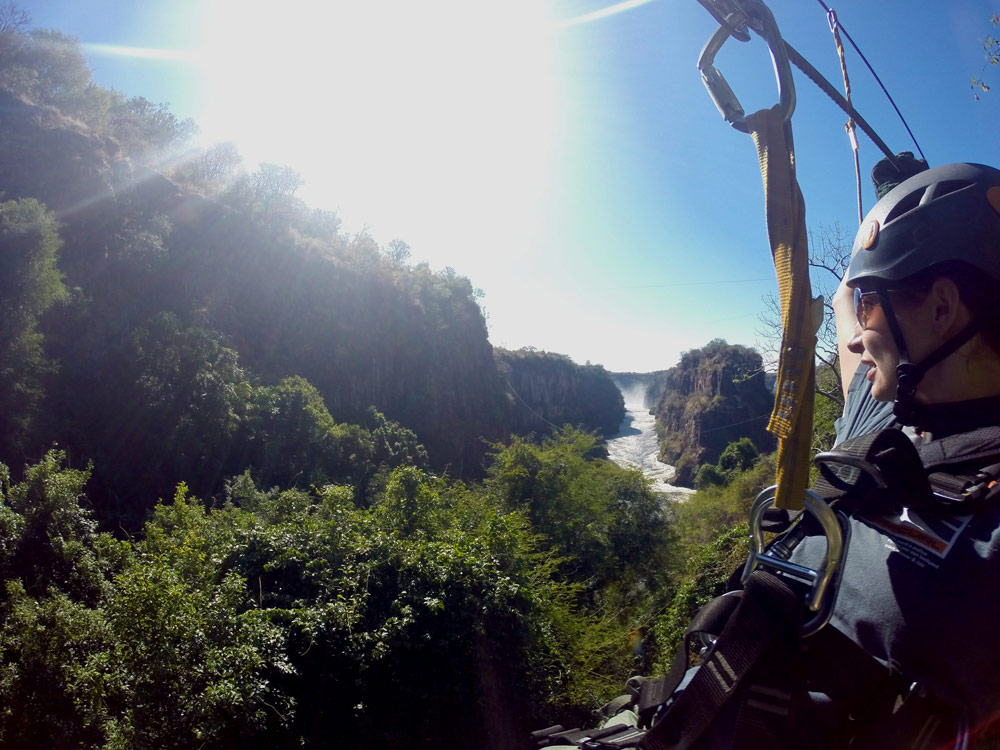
605, 382, 694, 501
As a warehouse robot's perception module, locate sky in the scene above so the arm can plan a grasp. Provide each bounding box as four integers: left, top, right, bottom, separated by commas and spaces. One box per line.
22, 0, 1000, 373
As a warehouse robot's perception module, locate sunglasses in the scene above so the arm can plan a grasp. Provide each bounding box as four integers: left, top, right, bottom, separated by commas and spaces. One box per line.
853, 287, 883, 330
853, 285, 927, 330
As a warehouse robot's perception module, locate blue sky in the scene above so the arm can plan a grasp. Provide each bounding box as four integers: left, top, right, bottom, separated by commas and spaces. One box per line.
23, 0, 1000, 372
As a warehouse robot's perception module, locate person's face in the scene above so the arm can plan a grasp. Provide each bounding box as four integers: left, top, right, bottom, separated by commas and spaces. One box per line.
851, 288, 934, 402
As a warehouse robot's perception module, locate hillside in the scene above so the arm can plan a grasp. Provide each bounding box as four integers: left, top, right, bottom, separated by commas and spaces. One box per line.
0, 87, 623, 524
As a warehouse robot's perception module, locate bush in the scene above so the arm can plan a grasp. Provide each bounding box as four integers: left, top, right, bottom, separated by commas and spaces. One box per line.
718, 437, 759, 477
694, 463, 725, 489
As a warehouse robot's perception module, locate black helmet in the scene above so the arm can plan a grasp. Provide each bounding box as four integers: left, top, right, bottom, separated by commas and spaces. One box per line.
846, 162, 1000, 425
847, 162, 1000, 288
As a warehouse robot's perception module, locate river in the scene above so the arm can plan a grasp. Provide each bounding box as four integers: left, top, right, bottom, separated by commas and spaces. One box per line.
605, 382, 694, 501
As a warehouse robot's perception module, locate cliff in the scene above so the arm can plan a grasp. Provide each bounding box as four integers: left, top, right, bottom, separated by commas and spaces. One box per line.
496, 349, 625, 439
652, 339, 774, 487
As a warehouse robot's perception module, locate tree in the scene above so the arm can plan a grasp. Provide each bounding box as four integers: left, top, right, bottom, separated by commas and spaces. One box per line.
756, 222, 852, 406
0, 2, 28, 35
0, 27, 92, 109
972, 14, 1000, 99
0, 199, 64, 460
177, 141, 242, 188
717, 437, 759, 477
226, 162, 304, 220
385, 238, 411, 267
107, 94, 197, 157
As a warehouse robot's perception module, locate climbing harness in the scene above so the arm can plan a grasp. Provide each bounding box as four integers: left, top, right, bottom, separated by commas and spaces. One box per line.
532, 423, 999, 749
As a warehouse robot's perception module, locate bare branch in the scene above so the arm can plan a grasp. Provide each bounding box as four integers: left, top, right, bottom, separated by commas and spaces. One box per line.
0, 2, 30, 34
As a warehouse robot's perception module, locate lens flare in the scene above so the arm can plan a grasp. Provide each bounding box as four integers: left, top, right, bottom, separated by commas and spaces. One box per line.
554, 0, 658, 29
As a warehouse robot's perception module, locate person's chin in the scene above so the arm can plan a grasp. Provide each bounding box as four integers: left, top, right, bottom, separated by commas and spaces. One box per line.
871, 375, 896, 402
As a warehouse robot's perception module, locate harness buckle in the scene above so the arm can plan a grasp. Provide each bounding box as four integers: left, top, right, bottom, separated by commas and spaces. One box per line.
743, 487, 848, 636
697, 0, 795, 132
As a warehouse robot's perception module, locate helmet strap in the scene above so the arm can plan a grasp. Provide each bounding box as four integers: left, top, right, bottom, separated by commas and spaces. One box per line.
878, 288, 984, 423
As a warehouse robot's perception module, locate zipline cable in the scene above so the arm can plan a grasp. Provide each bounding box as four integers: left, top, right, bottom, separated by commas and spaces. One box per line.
812, 0, 927, 162
781, 41, 901, 170
501, 371, 563, 432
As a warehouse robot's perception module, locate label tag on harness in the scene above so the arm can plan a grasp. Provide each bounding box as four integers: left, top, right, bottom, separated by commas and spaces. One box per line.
860, 508, 973, 569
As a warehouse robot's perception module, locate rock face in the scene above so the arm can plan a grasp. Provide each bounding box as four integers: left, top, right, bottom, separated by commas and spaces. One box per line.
652, 340, 774, 487
496, 349, 625, 439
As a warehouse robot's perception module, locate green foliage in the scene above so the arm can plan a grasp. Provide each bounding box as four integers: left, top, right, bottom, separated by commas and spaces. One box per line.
813, 364, 841, 453
0, 27, 91, 110
0, 451, 105, 604
0, 451, 117, 746
694, 462, 725, 489
646, 453, 775, 674
106, 93, 197, 157
96, 489, 293, 748
718, 437, 759, 477
669, 452, 775, 565
173, 141, 242, 190
0, 198, 64, 458
0, 446, 644, 747
651, 523, 750, 673
486, 428, 672, 595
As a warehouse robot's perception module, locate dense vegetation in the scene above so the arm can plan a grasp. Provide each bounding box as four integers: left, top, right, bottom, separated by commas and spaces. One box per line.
0, 10, 790, 748
0, 433, 699, 748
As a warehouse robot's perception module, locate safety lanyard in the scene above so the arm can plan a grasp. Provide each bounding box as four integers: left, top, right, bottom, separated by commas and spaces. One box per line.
698, 0, 822, 510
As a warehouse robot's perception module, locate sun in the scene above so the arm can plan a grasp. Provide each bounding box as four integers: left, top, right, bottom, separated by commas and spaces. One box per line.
194, 1, 560, 270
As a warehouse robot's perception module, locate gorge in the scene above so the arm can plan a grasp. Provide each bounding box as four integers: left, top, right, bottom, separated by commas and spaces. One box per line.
606, 376, 693, 501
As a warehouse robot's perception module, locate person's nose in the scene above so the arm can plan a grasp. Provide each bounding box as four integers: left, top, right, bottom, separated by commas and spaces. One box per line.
847, 322, 864, 354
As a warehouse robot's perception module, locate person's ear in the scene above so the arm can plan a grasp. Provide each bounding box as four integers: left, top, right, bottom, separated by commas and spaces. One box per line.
927, 277, 967, 336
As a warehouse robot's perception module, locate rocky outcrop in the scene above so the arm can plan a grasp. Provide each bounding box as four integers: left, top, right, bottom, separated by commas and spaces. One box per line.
652, 340, 774, 487
496, 349, 625, 439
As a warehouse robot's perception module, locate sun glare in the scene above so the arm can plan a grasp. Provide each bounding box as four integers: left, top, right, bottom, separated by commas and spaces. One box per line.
195, 1, 558, 273
554, 0, 658, 29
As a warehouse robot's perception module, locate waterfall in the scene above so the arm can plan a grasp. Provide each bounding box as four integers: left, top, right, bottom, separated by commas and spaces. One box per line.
606, 380, 694, 500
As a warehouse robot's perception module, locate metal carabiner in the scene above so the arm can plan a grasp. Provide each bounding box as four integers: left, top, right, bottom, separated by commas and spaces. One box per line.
697, 0, 795, 133
742, 486, 848, 636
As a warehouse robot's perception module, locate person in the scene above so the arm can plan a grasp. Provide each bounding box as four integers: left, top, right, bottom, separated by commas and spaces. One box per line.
535, 161, 1000, 748
790, 160, 1000, 746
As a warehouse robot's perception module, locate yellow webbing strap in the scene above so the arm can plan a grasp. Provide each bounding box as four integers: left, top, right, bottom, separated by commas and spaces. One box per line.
745, 106, 823, 511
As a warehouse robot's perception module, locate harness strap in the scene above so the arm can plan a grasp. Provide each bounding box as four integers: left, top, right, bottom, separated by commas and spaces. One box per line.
636, 593, 744, 727
815, 425, 1000, 514
813, 428, 932, 513
638, 570, 802, 750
